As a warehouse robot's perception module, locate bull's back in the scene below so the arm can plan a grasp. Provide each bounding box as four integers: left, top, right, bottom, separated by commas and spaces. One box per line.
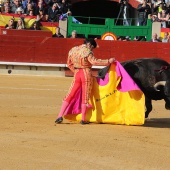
121, 58, 170, 99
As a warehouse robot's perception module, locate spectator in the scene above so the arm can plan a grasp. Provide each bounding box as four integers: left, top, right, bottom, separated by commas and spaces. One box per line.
3, 4, 11, 13
162, 32, 169, 42
136, 0, 151, 41
0, 0, 5, 12
37, 8, 48, 21
35, 0, 44, 15
137, 0, 151, 26
15, 6, 24, 14
5, 18, 15, 29
150, 33, 161, 42
30, 21, 41, 30
117, 36, 124, 41
59, 0, 69, 14
150, 13, 160, 22
157, 2, 165, 13
59, 10, 82, 24
117, 36, 130, 41
11, 0, 22, 13
52, 26, 64, 38
70, 30, 78, 38
22, 0, 36, 12
16, 17, 25, 29
4, 0, 10, 7
27, 9, 34, 16
119, 0, 132, 26
152, 0, 165, 14
123, 36, 130, 41
38, 0, 47, 10
47, 3, 61, 22
44, 0, 60, 8
135, 36, 146, 41
166, 2, 170, 13
24, 3, 35, 15
158, 8, 169, 28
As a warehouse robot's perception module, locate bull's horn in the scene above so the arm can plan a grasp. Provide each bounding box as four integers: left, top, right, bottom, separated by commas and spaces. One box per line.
154, 81, 166, 91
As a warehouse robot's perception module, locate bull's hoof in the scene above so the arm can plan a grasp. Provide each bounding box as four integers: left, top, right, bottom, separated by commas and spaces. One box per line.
145, 117, 150, 121
165, 103, 170, 110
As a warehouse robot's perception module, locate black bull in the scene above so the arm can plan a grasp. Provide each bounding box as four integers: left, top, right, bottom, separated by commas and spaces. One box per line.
98, 58, 170, 118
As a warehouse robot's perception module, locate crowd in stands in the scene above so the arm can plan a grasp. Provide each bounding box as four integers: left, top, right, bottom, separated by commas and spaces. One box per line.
117, 32, 170, 42
116, 0, 170, 42
0, 0, 72, 29
1, 0, 170, 41
148, 0, 170, 28
0, 0, 72, 20
119, 0, 170, 28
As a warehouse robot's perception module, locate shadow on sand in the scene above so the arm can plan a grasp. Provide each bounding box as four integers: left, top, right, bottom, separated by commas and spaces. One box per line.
143, 118, 170, 128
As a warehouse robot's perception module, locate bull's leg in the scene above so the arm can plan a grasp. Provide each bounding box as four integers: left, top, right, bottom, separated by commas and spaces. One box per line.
164, 98, 170, 110
145, 98, 152, 118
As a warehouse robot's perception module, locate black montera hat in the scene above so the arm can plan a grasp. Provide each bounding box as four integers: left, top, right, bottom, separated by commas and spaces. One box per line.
84, 38, 97, 48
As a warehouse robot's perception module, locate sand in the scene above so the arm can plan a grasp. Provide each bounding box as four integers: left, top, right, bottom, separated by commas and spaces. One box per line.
0, 75, 170, 170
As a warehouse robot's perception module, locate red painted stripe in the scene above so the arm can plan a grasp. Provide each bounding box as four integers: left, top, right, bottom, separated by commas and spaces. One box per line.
0, 13, 36, 19
161, 28, 170, 32
40, 22, 59, 27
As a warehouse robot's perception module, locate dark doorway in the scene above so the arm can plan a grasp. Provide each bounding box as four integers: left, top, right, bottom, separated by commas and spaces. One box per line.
71, 0, 135, 25
72, 1, 120, 18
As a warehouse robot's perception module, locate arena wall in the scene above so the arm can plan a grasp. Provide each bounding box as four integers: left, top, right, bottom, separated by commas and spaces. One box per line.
0, 29, 170, 76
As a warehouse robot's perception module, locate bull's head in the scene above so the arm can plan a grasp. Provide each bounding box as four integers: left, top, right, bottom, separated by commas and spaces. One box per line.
154, 80, 170, 110
154, 80, 170, 96
154, 65, 170, 96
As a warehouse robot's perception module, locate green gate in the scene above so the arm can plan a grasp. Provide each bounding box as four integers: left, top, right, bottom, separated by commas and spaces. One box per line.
67, 16, 152, 41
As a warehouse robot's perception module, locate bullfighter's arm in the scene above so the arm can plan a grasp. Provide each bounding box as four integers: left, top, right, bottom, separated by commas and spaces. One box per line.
67, 55, 75, 73
87, 53, 110, 66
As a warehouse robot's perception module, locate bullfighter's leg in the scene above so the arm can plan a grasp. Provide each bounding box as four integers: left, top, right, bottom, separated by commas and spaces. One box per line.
55, 70, 81, 124
55, 101, 69, 123
80, 69, 93, 124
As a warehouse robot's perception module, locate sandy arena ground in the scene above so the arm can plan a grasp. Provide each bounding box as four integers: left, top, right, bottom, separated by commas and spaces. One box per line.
0, 74, 170, 170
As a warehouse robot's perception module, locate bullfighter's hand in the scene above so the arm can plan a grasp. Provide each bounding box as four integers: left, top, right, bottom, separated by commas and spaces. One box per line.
109, 58, 116, 63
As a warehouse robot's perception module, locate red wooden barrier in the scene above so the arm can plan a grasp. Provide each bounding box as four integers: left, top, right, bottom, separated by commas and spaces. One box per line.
0, 31, 170, 64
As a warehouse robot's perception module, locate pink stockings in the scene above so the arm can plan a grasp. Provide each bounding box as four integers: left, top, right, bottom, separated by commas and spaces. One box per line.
57, 102, 89, 122
81, 104, 87, 121
57, 101, 69, 118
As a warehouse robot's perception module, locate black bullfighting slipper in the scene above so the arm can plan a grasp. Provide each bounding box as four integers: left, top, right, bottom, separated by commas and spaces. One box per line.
55, 117, 63, 124
80, 120, 89, 125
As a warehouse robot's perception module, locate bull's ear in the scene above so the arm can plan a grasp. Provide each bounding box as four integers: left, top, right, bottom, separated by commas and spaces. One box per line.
133, 60, 142, 66
123, 63, 139, 77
